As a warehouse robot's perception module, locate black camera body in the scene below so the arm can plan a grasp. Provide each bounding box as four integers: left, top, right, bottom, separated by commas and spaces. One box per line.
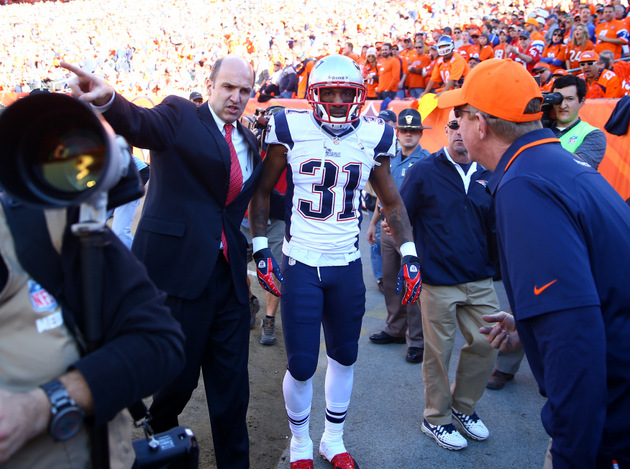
132, 426, 199, 469
541, 91, 564, 128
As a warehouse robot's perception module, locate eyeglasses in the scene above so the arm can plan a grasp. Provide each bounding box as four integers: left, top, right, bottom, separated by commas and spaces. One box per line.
446, 120, 460, 130
415, 46, 423, 48
453, 108, 472, 118
553, 32, 563, 36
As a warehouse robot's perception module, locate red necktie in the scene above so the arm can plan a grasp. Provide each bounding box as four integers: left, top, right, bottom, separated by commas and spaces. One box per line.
221, 123, 243, 262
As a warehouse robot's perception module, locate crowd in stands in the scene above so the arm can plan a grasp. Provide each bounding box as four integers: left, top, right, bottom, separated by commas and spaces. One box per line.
1, 0, 628, 99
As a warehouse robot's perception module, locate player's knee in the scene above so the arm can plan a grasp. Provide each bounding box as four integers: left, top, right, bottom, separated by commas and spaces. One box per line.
287, 354, 318, 381
327, 344, 358, 367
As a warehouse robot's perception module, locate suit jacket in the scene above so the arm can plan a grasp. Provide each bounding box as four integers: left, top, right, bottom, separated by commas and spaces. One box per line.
103, 94, 261, 302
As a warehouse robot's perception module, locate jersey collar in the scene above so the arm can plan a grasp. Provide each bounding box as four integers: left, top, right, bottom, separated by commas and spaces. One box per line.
317, 118, 361, 140
487, 128, 560, 196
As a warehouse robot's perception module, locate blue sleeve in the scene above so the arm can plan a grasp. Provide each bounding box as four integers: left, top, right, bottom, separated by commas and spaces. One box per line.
495, 176, 600, 319
517, 306, 606, 469
540, 57, 553, 63
550, 58, 564, 67
374, 124, 396, 158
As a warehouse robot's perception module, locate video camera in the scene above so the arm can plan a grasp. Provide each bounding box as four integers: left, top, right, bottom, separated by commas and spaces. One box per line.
0, 93, 143, 228
541, 91, 564, 129
243, 105, 285, 151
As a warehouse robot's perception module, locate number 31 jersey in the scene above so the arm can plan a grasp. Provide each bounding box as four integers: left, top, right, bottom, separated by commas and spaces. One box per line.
265, 109, 396, 265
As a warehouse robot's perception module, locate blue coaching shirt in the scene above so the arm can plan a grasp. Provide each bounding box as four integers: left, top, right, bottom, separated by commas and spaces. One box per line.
488, 127, 630, 466
488, 128, 630, 321
400, 148, 496, 286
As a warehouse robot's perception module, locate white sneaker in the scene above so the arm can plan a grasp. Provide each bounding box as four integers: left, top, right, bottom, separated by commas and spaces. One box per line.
452, 408, 489, 441
421, 419, 468, 450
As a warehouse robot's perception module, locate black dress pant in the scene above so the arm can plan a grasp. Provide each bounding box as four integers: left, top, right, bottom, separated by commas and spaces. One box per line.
150, 254, 250, 469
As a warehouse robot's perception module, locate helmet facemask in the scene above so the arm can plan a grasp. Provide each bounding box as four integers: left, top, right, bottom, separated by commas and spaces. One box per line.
306, 55, 367, 130
437, 35, 454, 56
308, 83, 366, 130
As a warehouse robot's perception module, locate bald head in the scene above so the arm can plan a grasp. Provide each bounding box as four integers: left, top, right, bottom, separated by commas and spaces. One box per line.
208, 55, 254, 124
210, 56, 254, 86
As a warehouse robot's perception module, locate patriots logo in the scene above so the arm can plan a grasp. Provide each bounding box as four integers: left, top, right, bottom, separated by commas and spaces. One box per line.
476, 179, 488, 188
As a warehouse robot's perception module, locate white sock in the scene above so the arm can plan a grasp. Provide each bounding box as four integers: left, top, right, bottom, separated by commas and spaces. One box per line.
319, 357, 354, 460
283, 371, 314, 461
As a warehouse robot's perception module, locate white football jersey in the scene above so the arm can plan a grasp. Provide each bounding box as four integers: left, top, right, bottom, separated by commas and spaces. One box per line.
266, 109, 396, 265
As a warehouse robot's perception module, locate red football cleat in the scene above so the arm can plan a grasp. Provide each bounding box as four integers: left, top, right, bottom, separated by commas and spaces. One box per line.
325, 452, 360, 469
291, 459, 314, 469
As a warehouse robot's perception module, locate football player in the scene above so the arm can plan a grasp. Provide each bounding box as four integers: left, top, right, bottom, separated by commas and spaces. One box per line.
421, 35, 469, 96
248, 55, 422, 469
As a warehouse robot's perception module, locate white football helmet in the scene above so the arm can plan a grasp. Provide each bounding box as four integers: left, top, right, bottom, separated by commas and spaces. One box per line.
437, 35, 455, 56
307, 55, 366, 129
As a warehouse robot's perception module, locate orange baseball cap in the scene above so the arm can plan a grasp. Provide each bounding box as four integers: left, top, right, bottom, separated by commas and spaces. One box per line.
525, 17, 539, 27
438, 58, 543, 123
579, 51, 599, 63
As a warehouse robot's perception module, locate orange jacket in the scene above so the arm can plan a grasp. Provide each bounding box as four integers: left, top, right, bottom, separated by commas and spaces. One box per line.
565, 41, 595, 71
580, 69, 624, 98
595, 19, 628, 59
430, 53, 469, 88
362, 61, 379, 98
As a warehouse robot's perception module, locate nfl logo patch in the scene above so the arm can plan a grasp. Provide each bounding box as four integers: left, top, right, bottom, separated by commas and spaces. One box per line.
28, 280, 58, 312
568, 136, 578, 144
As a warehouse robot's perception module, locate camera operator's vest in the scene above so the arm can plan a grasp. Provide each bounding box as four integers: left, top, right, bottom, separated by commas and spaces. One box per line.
0, 207, 132, 469
559, 120, 599, 155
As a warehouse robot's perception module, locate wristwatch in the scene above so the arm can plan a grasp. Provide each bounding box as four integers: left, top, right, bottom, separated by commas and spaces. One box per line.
40, 378, 85, 441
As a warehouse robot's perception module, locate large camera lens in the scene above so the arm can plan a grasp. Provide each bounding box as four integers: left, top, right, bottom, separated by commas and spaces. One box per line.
28, 126, 106, 195
0, 93, 120, 208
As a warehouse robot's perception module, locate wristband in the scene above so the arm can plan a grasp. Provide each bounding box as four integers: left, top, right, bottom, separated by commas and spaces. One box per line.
400, 241, 418, 258
252, 236, 269, 253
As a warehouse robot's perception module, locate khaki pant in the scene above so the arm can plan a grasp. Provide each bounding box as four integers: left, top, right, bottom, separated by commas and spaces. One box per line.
421, 278, 499, 424
544, 439, 553, 469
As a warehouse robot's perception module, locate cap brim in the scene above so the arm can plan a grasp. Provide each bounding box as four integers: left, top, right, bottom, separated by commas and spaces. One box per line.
437, 88, 466, 109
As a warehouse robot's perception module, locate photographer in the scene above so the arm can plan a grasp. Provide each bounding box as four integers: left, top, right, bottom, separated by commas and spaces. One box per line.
0, 200, 185, 467
550, 74, 607, 169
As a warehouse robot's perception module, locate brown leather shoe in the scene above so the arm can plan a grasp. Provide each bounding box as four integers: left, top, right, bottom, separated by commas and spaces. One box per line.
486, 369, 515, 390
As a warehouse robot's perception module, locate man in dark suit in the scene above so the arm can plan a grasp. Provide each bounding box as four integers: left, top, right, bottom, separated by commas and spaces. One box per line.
61, 56, 260, 469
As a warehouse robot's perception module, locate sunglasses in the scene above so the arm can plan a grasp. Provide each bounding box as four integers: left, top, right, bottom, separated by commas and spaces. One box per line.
447, 120, 460, 130
453, 108, 472, 118
580, 61, 596, 66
